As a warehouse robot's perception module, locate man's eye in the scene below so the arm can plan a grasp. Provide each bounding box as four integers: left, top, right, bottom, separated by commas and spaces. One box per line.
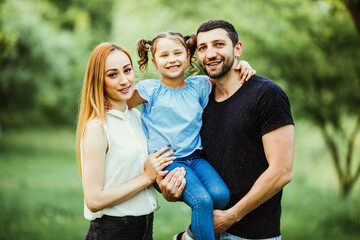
198, 46, 205, 51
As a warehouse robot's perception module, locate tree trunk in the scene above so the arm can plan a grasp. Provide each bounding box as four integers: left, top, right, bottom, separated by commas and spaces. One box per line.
345, 0, 360, 35
341, 177, 355, 198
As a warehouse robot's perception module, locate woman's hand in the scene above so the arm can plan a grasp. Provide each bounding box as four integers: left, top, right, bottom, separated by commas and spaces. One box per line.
234, 60, 256, 84
143, 145, 175, 183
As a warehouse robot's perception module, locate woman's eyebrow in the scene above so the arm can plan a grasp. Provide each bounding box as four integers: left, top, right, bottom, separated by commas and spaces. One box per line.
105, 68, 117, 73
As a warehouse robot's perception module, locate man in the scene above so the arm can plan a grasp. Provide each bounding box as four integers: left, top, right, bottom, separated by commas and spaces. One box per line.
159, 19, 295, 240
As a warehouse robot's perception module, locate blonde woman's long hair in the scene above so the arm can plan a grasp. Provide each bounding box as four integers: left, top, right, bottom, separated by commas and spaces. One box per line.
76, 42, 133, 178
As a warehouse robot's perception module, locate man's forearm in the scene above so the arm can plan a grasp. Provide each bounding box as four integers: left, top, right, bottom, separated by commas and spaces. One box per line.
226, 165, 292, 223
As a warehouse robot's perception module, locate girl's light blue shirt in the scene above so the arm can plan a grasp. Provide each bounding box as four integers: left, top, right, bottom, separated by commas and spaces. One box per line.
134, 75, 212, 158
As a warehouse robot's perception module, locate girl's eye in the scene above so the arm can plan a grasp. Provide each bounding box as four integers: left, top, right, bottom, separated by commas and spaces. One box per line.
216, 43, 224, 47
175, 52, 182, 55
198, 46, 205, 51
160, 54, 168, 57
108, 72, 117, 77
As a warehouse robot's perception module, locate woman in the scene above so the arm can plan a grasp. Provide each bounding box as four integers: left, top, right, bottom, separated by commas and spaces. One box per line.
75, 42, 176, 240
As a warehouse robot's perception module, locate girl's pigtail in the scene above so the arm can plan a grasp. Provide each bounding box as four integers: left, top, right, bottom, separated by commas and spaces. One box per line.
185, 34, 198, 71
137, 39, 152, 72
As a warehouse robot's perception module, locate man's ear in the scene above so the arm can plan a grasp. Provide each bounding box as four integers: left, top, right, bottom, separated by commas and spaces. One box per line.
234, 41, 243, 58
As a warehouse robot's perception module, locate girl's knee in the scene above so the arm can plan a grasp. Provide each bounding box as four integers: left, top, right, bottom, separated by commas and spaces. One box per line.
193, 192, 213, 210
211, 187, 230, 210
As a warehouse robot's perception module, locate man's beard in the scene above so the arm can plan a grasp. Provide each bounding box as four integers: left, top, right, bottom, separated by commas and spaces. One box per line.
200, 55, 234, 79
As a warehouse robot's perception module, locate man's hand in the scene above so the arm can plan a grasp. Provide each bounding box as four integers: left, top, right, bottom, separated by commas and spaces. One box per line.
157, 167, 186, 202
213, 209, 237, 237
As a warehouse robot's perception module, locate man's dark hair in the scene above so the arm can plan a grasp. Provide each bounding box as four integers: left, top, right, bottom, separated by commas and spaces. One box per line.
196, 19, 239, 46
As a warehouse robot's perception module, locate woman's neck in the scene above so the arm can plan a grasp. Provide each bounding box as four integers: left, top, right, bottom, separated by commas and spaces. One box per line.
109, 99, 127, 112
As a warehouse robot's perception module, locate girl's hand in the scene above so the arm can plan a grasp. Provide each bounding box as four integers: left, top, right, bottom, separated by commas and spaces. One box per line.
144, 145, 175, 183
104, 98, 112, 111
234, 60, 256, 84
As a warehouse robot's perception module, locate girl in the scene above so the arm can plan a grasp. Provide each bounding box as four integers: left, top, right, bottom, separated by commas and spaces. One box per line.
125, 32, 255, 240
76, 42, 176, 240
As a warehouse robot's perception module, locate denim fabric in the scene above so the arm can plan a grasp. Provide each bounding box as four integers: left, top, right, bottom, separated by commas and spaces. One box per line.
164, 152, 230, 240
217, 232, 281, 240
85, 213, 153, 240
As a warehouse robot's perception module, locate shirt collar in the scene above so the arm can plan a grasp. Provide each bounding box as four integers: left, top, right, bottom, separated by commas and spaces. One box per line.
106, 105, 130, 119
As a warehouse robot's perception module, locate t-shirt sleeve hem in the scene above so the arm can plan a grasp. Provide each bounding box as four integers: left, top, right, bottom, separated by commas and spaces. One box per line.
261, 121, 295, 136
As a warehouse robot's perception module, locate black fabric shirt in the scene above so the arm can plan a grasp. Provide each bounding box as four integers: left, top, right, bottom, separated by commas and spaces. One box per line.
200, 75, 294, 239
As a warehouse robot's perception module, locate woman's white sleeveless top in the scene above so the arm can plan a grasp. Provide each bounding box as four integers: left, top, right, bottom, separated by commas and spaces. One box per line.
81, 108, 159, 220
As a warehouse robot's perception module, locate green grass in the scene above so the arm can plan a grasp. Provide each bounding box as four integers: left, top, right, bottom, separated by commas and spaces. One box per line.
0, 127, 190, 239
0, 124, 359, 239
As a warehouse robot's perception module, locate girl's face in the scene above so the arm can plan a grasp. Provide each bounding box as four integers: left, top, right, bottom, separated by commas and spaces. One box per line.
104, 50, 135, 107
152, 38, 189, 82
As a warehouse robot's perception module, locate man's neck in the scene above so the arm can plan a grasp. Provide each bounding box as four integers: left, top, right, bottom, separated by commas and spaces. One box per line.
213, 67, 243, 102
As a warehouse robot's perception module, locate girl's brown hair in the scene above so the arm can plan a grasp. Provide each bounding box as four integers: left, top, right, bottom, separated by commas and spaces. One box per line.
137, 32, 197, 73
75, 42, 133, 177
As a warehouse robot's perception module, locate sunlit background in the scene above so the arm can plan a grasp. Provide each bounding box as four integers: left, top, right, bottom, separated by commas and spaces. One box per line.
0, 0, 359, 239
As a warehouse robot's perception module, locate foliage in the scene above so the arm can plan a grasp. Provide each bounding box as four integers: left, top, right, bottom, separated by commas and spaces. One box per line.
0, 0, 114, 128
247, 0, 360, 197
0, 0, 359, 196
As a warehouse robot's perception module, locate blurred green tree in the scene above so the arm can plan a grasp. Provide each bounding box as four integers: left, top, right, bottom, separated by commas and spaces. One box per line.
341, 0, 360, 35
0, 0, 114, 128
1, 0, 359, 197
249, 0, 360, 197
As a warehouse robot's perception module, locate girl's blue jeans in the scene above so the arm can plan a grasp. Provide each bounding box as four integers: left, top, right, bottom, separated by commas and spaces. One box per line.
164, 151, 230, 240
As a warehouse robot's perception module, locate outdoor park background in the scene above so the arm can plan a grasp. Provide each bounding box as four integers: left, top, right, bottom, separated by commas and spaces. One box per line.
0, 0, 360, 239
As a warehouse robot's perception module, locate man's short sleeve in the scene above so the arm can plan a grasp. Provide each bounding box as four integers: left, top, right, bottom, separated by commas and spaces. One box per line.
256, 82, 294, 136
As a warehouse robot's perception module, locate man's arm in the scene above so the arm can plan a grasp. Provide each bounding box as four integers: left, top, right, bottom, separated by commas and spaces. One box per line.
213, 124, 295, 236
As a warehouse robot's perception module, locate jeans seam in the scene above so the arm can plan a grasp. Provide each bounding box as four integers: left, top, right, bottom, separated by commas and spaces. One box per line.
184, 187, 204, 240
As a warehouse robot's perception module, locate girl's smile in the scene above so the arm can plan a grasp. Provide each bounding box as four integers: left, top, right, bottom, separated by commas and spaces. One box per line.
152, 38, 189, 84
167, 64, 181, 70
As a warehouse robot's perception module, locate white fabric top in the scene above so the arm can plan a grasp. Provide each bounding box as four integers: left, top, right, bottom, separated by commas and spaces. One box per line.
81, 107, 159, 220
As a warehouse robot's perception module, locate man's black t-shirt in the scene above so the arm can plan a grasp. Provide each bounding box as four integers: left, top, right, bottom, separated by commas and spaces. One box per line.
200, 75, 294, 239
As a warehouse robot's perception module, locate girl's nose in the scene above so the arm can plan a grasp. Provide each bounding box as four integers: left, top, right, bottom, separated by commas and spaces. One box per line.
169, 55, 176, 63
